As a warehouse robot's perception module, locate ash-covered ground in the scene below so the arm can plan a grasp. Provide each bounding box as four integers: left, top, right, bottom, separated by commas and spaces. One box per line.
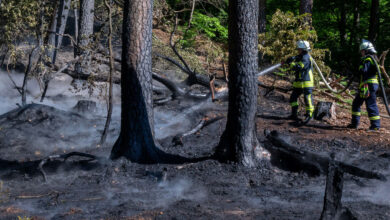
0, 70, 389, 219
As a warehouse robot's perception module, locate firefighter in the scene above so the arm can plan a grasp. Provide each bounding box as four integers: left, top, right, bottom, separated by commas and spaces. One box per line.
348, 40, 380, 131
284, 40, 315, 124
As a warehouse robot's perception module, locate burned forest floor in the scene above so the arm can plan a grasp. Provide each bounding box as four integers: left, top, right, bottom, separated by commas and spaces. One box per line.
0, 57, 390, 219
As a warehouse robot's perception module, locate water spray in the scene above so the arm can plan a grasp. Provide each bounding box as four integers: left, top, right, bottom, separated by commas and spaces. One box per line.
256, 63, 282, 77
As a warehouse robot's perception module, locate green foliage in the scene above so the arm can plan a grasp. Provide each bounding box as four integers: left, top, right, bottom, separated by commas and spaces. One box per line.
0, 0, 54, 46
179, 10, 227, 48
259, 9, 331, 82
191, 11, 227, 41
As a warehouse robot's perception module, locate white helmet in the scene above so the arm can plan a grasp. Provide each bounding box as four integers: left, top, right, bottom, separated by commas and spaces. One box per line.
360, 39, 377, 54
296, 40, 311, 51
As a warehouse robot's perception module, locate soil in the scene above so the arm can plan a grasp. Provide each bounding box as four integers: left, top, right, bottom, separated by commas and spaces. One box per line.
0, 53, 390, 219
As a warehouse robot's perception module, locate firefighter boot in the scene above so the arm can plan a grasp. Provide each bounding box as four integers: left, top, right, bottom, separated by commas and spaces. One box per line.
288, 107, 298, 120
302, 115, 312, 125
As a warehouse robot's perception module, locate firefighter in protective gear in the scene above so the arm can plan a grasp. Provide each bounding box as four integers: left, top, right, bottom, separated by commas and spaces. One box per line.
348, 40, 380, 131
284, 40, 315, 124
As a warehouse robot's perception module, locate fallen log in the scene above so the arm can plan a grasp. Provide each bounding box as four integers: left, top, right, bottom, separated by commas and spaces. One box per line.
264, 130, 386, 181
64, 69, 121, 84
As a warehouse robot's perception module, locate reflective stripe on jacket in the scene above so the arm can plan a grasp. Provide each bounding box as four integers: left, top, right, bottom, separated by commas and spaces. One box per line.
359, 56, 380, 87
290, 52, 314, 88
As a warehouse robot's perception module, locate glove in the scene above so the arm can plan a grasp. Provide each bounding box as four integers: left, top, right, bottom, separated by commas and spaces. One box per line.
360, 83, 370, 98
286, 56, 296, 64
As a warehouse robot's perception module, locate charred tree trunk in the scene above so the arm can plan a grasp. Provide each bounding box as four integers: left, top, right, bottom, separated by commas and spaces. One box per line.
52, 0, 71, 64
368, 0, 379, 43
339, 1, 347, 48
320, 161, 344, 220
349, 0, 361, 48
75, 0, 95, 75
214, 0, 261, 167
258, 0, 266, 33
110, 0, 159, 162
299, 0, 313, 26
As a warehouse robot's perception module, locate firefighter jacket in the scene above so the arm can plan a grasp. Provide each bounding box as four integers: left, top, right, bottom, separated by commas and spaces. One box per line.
289, 52, 314, 88
359, 55, 380, 86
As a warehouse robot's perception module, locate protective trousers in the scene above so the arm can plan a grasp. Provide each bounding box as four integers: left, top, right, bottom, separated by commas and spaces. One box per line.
289, 87, 314, 117
351, 83, 380, 129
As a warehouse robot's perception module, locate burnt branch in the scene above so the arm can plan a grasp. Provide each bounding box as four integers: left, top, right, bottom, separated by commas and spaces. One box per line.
152, 72, 186, 98
40, 56, 81, 102
170, 14, 193, 74
38, 152, 97, 182
173, 116, 224, 146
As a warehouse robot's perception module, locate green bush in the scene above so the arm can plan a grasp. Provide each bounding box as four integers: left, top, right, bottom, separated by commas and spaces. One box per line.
259, 9, 331, 82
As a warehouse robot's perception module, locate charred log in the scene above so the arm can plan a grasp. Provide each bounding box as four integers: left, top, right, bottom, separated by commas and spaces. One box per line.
265, 130, 386, 180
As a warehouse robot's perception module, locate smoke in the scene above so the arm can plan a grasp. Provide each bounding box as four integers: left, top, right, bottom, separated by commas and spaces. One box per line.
356, 168, 390, 206
0, 70, 210, 142
154, 178, 206, 207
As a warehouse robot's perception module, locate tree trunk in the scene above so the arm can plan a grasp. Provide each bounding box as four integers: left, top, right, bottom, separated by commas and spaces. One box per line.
299, 0, 313, 26
349, 0, 361, 47
74, 8, 79, 58
110, 0, 159, 162
258, 0, 266, 33
339, 1, 347, 48
368, 0, 379, 43
47, 1, 59, 63
53, 0, 71, 64
214, 0, 261, 167
75, 0, 95, 75
100, 0, 114, 145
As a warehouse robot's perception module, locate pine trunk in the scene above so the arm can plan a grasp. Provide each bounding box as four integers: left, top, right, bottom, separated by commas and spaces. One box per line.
349, 0, 361, 47
47, 1, 59, 63
368, 0, 379, 43
258, 0, 266, 33
75, 0, 95, 75
299, 0, 313, 26
110, 0, 159, 163
215, 0, 261, 167
339, 1, 347, 48
53, 0, 71, 64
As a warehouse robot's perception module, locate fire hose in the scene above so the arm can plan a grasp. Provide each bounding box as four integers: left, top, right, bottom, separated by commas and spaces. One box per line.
310, 57, 354, 94
369, 55, 390, 116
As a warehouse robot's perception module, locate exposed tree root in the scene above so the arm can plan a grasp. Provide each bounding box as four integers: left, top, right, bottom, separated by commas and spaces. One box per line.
264, 130, 386, 181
